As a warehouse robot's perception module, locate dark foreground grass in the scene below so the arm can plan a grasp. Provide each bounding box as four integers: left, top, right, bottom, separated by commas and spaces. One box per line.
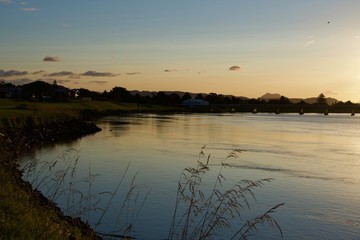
0, 162, 99, 240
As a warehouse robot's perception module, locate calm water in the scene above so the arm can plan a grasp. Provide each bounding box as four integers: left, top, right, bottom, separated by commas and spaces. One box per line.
22, 113, 360, 239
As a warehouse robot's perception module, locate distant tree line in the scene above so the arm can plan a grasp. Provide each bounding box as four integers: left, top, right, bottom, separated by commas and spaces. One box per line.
0, 80, 358, 107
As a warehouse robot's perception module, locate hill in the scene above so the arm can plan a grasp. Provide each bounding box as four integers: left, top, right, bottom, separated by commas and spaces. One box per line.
259, 92, 338, 105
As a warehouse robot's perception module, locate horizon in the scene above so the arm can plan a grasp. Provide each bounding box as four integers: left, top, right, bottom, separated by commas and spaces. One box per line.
2, 79, 347, 103
1, 1, 360, 102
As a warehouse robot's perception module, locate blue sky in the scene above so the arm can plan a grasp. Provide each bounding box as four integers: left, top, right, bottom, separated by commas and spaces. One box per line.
1, 0, 360, 101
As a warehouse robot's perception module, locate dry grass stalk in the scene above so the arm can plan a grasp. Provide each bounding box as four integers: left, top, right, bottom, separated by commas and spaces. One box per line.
168, 147, 284, 240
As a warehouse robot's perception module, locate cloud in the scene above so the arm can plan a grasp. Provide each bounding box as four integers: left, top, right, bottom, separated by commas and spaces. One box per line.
43, 56, 60, 62
229, 66, 240, 71
47, 71, 75, 77
0, 69, 28, 77
164, 69, 178, 72
32, 70, 46, 75
61, 23, 71, 27
7, 78, 73, 86
305, 36, 315, 46
82, 70, 118, 77
89, 80, 107, 85
126, 72, 141, 75
0, 0, 13, 3
21, 7, 37, 11
324, 91, 338, 96
8, 78, 34, 85
20, 1, 27, 4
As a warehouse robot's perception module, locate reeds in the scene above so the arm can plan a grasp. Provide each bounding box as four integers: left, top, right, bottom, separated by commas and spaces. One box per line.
20, 146, 283, 239
168, 147, 284, 240
21, 150, 148, 239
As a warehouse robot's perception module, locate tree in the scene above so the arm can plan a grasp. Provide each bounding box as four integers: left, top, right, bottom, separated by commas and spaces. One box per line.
205, 93, 218, 103
169, 93, 181, 105
181, 92, 191, 101
195, 94, 204, 100
279, 95, 291, 104
108, 86, 131, 102
316, 93, 327, 105
153, 91, 169, 105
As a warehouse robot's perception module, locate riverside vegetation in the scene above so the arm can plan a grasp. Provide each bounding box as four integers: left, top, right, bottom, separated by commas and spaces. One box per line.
0, 99, 175, 239
0, 99, 284, 239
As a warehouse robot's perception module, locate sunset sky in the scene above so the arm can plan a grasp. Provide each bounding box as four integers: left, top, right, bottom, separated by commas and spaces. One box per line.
1, 1, 360, 102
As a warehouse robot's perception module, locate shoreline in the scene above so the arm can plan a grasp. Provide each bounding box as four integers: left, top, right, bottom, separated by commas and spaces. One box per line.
0, 100, 359, 238
0, 118, 103, 239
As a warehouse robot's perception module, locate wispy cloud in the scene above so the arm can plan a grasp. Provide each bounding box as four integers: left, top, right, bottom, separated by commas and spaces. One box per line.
305, 36, 315, 47
126, 72, 141, 75
89, 80, 107, 85
229, 66, 240, 71
20, 1, 27, 4
8, 78, 73, 86
32, 70, 46, 75
47, 71, 75, 77
61, 23, 71, 27
0, 69, 28, 77
0, 0, 13, 4
324, 91, 338, 96
21, 7, 37, 12
8, 78, 33, 85
82, 70, 118, 77
43, 56, 61, 62
2, 68, 119, 87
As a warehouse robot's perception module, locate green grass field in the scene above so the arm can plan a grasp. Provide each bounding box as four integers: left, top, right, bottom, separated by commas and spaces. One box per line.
0, 99, 187, 127
0, 99, 178, 128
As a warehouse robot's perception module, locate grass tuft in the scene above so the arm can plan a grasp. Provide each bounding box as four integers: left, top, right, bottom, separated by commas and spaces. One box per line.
168, 148, 284, 240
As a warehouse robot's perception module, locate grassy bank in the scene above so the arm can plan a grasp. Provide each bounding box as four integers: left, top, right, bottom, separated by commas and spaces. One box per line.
0, 99, 175, 128
0, 99, 285, 239
0, 100, 132, 239
0, 99, 182, 239
0, 162, 100, 240
0, 99, 187, 129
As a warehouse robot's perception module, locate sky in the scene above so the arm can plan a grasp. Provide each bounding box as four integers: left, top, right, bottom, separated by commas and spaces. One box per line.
1, 0, 360, 102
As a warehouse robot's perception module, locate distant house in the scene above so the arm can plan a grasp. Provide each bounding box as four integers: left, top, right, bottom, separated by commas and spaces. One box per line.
182, 99, 209, 107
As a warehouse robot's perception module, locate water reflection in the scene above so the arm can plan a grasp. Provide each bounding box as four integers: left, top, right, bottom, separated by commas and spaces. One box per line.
21, 113, 360, 239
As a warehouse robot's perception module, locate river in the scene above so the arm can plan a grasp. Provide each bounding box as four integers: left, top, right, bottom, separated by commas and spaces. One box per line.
21, 113, 360, 239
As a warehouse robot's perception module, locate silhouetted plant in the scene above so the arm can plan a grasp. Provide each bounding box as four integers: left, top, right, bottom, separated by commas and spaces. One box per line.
168, 147, 284, 240
21, 150, 148, 239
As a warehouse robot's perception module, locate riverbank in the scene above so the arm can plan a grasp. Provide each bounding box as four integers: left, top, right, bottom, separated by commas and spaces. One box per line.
0, 119, 103, 239
0, 101, 142, 239
0, 99, 357, 239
